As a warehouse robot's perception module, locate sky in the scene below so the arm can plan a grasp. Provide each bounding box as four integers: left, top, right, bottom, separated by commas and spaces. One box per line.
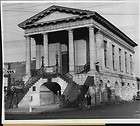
1, 0, 140, 77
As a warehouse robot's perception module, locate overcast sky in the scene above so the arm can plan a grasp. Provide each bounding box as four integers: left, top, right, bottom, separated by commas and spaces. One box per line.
1, 0, 140, 76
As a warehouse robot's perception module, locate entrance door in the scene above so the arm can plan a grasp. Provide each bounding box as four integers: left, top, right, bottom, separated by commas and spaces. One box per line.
61, 52, 69, 74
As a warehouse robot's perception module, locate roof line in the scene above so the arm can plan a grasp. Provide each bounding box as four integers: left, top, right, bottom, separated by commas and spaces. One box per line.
18, 5, 93, 28
94, 12, 137, 47
18, 5, 138, 47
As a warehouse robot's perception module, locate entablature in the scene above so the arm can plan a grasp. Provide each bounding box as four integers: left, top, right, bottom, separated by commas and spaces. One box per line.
24, 17, 135, 53
93, 20, 135, 53
24, 18, 93, 35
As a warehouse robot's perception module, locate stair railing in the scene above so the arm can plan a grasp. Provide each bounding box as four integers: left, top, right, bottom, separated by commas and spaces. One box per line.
75, 62, 90, 74
24, 66, 44, 88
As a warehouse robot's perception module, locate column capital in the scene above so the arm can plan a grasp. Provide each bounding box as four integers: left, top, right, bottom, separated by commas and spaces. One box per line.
67, 29, 74, 32
96, 29, 102, 34
42, 32, 48, 35
24, 34, 30, 38
88, 25, 94, 29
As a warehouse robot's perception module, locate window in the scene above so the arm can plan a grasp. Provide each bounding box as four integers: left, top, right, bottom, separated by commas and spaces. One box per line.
130, 54, 133, 74
104, 40, 107, 67
133, 83, 135, 86
32, 86, 36, 91
112, 45, 115, 70
30, 96, 33, 101
115, 81, 119, 87
122, 82, 125, 86
125, 52, 127, 73
119, 48, 122, 72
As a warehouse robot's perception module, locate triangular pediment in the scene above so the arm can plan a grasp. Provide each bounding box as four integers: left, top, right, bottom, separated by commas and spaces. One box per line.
36, 11, 79, 23
18, 5, 93, 28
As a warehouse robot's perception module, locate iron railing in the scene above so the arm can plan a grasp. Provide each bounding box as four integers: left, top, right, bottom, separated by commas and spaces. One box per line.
75, 62, 90, 74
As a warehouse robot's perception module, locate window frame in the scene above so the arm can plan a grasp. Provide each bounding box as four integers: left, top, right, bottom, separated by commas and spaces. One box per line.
32, 86, 36, 91
112, 44, 115, 70
104, 40, 107, 68
119, 48, 122, 72
125, 51, 127, 73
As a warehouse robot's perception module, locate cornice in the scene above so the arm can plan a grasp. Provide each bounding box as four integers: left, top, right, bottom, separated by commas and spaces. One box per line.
93, 20, 135, 53
20, 7, 137, 49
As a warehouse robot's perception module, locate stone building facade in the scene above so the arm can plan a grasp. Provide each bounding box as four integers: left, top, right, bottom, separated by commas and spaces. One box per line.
17, 5, 137, 108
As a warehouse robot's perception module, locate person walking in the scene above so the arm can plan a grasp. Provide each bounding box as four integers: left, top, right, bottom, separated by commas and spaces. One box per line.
86, 93, 91, 109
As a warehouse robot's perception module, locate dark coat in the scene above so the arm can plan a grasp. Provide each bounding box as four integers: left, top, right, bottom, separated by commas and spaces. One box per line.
86, 95, 91, 105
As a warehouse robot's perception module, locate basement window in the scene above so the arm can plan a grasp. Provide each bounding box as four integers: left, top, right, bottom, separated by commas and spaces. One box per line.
122, 82, 125, 86
133, 83, 135, 86
32, 86, 36, 91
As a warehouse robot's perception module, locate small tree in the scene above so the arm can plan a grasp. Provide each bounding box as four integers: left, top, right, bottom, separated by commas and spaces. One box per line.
5, 80, 25, 109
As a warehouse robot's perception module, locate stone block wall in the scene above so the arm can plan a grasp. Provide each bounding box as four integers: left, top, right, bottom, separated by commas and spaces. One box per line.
83, 72, 137, 106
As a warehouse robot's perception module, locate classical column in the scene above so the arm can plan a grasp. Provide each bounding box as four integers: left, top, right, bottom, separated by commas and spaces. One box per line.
43, 33, 49, 66
108, 39, 113, 71
96, 30, 104, 70
89, 26, 96, 72
36, 44, 40, 69
25, 35, 31, 77
68, 29, 75, 74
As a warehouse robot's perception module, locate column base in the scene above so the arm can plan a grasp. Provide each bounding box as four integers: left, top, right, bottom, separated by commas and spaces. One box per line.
87, 70, 96, 76
68, 71, 75, 75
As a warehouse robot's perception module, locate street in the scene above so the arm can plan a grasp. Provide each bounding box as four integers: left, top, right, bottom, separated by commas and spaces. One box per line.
5, 101, 140, 120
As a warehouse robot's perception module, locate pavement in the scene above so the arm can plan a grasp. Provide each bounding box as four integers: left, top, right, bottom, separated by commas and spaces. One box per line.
5, 103, 60, 114
5, 100, 140, 119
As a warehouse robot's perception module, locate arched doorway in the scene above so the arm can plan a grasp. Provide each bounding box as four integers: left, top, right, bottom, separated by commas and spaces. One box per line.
114, 81, 120, 102
99, 80, 103, 103
40, 82, 61, 106
105, 80, 112, 102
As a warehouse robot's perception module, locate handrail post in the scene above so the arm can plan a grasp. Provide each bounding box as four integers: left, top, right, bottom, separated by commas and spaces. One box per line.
41, 56, 44, 68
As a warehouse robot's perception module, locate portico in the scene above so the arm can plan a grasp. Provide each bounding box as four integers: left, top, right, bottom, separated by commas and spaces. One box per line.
25, 25, 97, 77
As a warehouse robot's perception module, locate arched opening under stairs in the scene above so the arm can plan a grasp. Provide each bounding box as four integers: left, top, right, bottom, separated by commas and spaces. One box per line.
40, 82, 61, 106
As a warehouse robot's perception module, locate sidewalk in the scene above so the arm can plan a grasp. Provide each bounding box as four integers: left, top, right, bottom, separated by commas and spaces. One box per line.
5, 103, 77, 114
5, 101, 140, 120
5, 100, 136, 114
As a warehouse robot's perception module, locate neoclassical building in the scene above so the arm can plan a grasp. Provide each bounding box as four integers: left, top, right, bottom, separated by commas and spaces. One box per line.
16, 5, 137, 108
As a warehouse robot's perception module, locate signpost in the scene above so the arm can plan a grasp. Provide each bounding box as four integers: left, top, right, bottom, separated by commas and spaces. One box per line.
3, 63, 15, 89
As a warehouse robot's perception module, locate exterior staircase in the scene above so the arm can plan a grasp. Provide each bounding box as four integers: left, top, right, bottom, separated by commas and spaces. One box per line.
61, 73, 81, 105
59, 74, 94, 107
5, 64, 94, 109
